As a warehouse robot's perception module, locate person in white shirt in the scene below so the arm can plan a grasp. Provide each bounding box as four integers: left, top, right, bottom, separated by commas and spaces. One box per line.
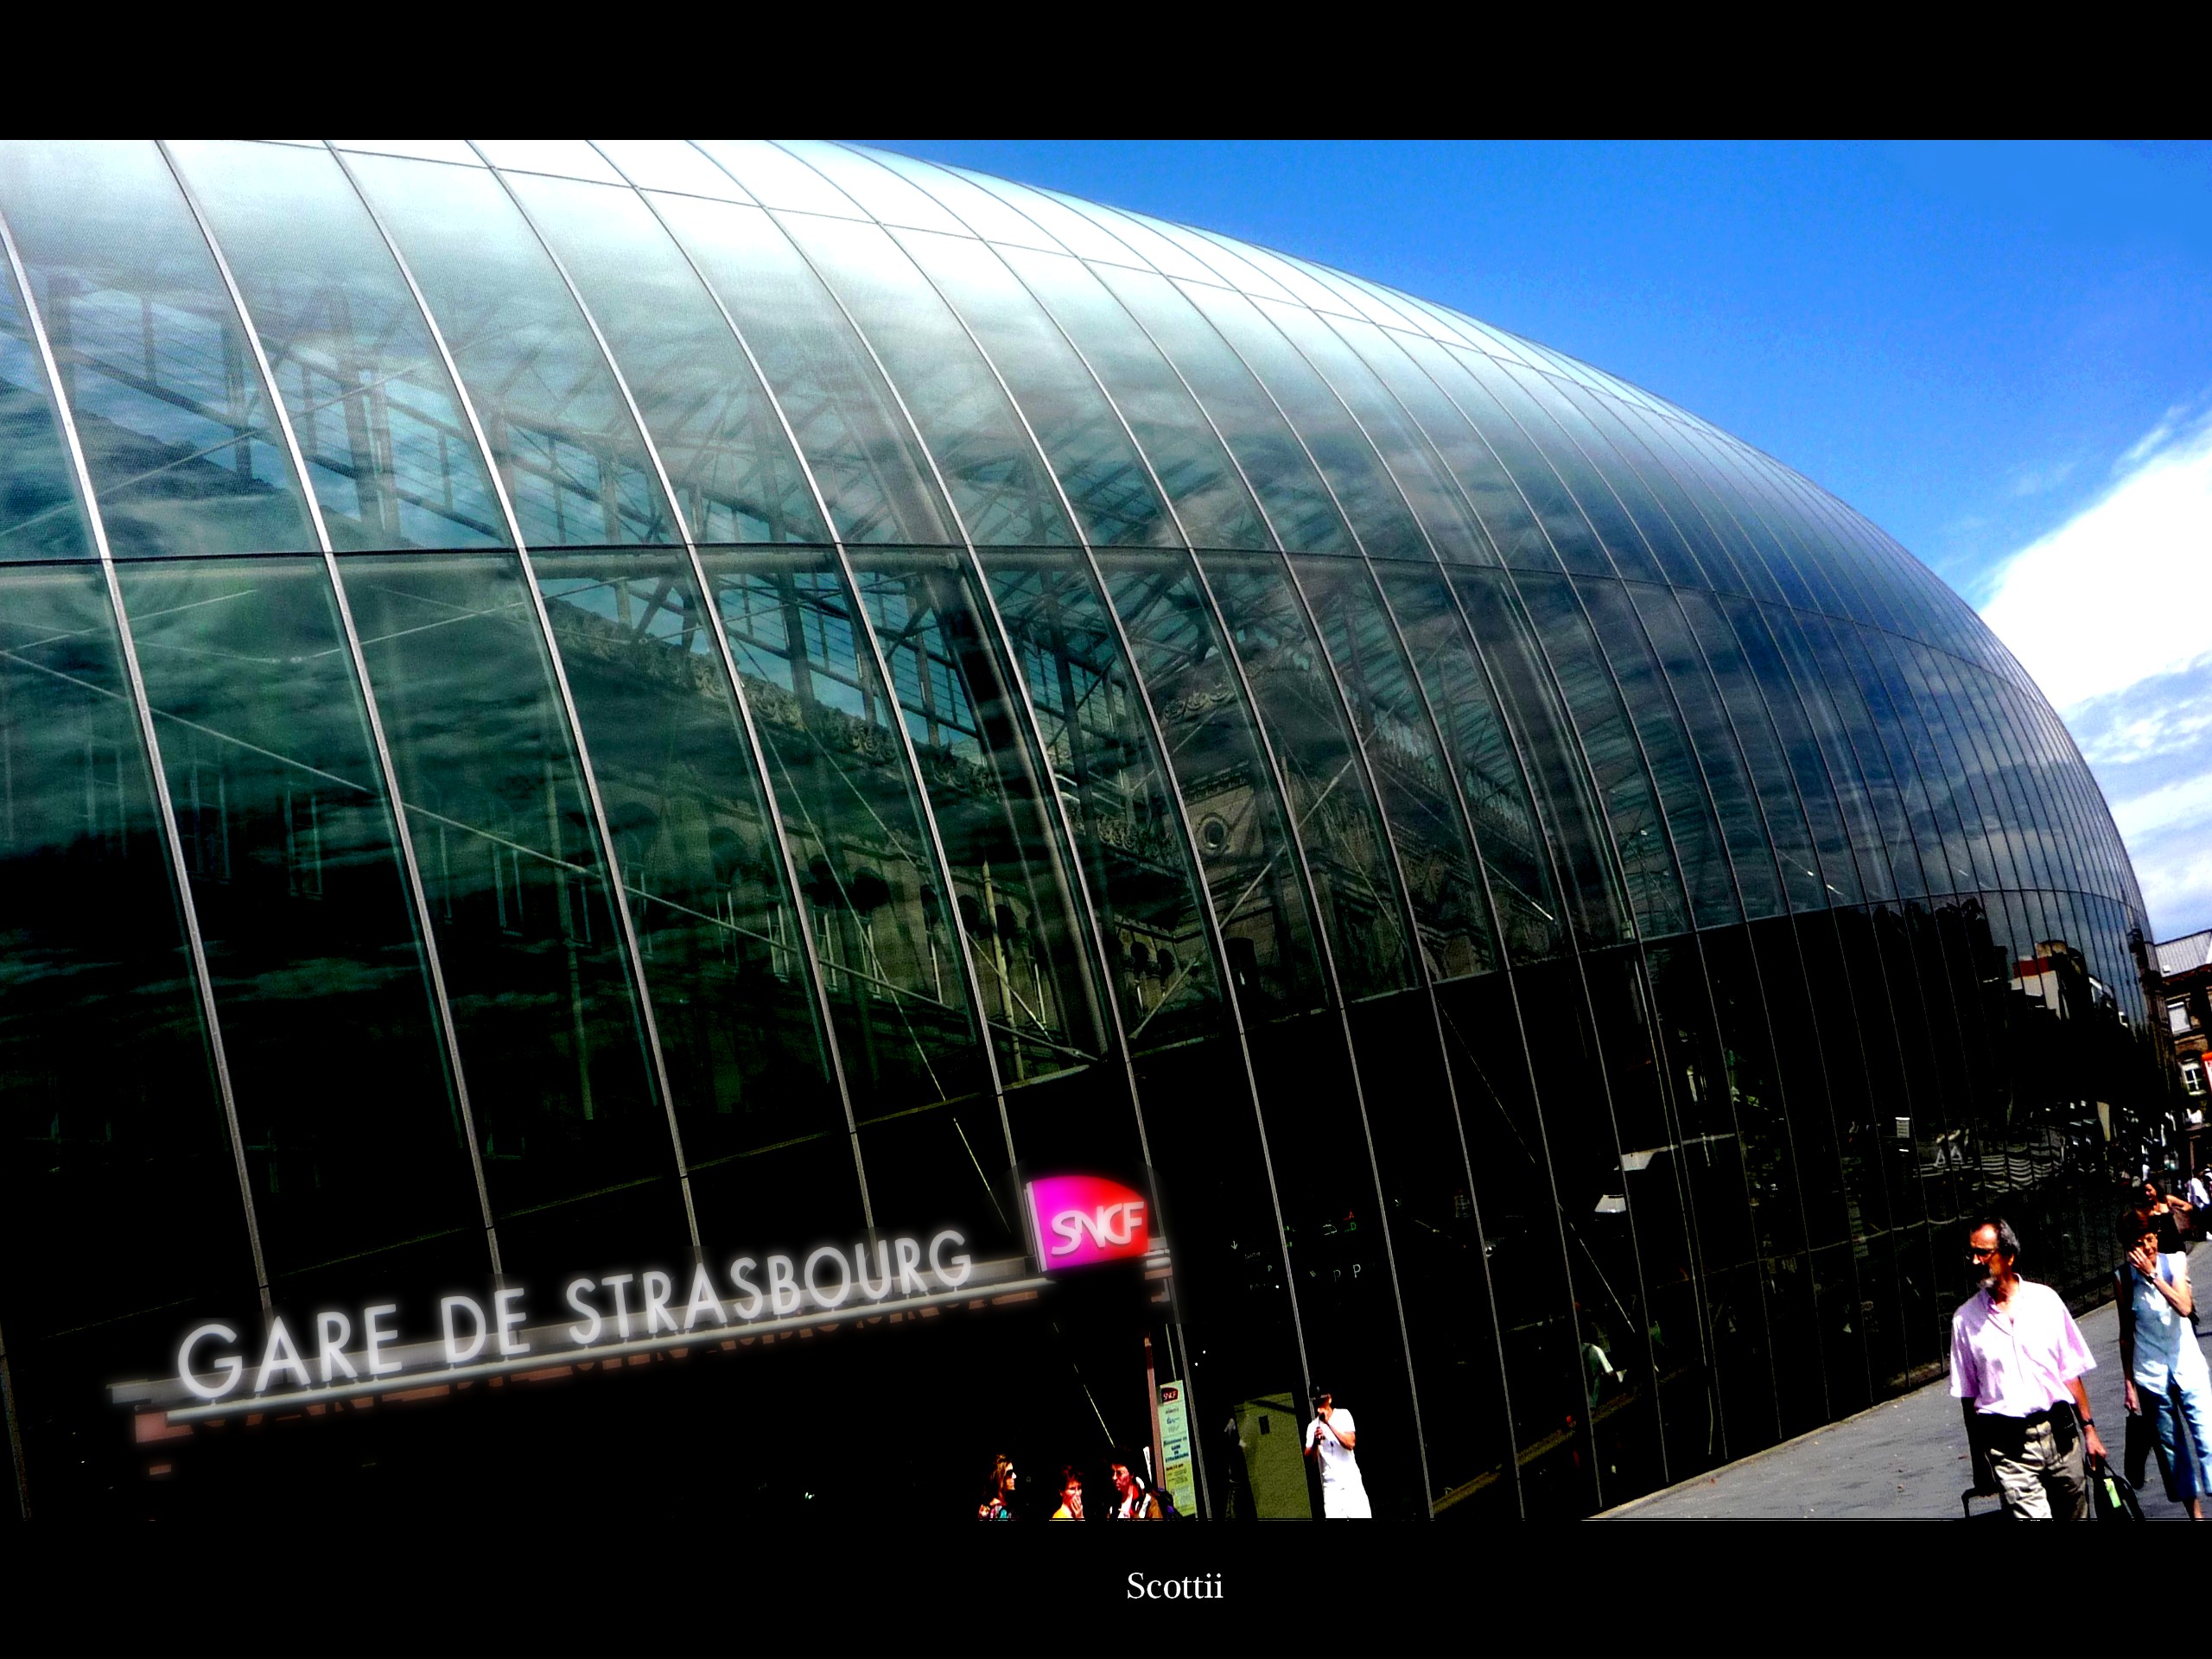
1302, 1387, 1371, 1518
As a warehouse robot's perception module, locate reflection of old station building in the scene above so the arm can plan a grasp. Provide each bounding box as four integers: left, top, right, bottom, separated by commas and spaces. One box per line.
2158, 930, 2212, 1166
0, 138, 2173, 1523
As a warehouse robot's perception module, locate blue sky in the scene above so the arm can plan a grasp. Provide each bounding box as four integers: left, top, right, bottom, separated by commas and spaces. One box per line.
874, 140, 2212, 941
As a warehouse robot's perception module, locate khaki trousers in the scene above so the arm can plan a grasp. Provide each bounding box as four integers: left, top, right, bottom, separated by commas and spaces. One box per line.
1985, 1413, 2088, 1520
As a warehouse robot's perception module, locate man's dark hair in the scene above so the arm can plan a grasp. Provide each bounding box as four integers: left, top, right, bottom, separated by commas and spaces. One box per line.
1969, 1215, 2022, 1262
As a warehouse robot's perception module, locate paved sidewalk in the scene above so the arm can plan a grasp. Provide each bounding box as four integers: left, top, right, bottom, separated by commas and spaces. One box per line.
1606, 1257, 2199, 1519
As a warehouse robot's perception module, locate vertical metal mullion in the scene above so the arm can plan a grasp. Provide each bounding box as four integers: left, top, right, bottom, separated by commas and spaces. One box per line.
155, 140, 505, 1278
324, 142, 700, 1257
0, 203, 270, 1306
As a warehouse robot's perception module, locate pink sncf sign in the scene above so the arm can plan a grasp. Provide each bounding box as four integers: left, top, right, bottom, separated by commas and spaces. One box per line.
1027, 1175, 1150, 1270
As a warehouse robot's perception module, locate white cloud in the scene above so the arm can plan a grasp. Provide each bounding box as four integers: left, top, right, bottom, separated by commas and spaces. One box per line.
1980, 410, 2212, 712
1980, 410, 2212, 937
2007, 457, 2077, 498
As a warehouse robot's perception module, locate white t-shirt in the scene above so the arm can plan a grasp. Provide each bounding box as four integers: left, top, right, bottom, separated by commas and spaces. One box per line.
1304, 1408, 1371, 1517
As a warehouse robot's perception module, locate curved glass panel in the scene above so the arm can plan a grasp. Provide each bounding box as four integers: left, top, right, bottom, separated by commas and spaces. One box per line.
340, 153, 676, 548
166, 139, 507, 553
1292, 556, 1497, 978
779, 213, 1074, 547
531, 553, 840, 1167
115, 556, 477, 1280
846, 549, 1104, 1079
995, 245, 1268, 550
1373, 563, 1565, 963
0, 139, 314, 558
1088, 262, 1350, 555
976, 550, 1221, 1049
1205, 552, 1414, 999
649, 193, 952, 546
1099, 549, 1326, 1017
499, 171, 824, 544
0, 563, 240, 1338
0, 244, 91, 558
337, 554, 673, 1272
894, 227, 1173, 549
700, 550, 986, 1113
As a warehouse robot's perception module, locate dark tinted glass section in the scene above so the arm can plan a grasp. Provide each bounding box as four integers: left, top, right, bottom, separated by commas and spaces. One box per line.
1695, 926, 1826, 1435
116, 556, 477, 1281
1452, 569, 1630, 949
338, 554, 673, 1271
1510, 955, 1664, 1503
1433, 975, 1593, 1514
701, 550, 986, 1115
0, 139, 313, 559
1293, 556, 1496, 979
500, 173, 825, 544
1249, 1009, 1425, 1516
531, 553, 838, 1177
1579, 944, 1719, 1481
649, 194, 951, 546
1344, 989, 1515, 1512
1132, 1033, 1308, 1516
1098, 550, 1325, 1017
341, 153, 675, 548
1088, 262, 1351, 554
166, 140, 507, 553
976, 550, 1220, 1051
896, 229, 1173, 549
781, 214, 1074, 548
1205, 554, 1414, 1000
1642, 938, 1778, 1459
1374, 563, 1563, 963
1516, 572, 1688, 939
847, 550, 1104, 1081
0, 563, 242, 1338
0, 241, 91, 558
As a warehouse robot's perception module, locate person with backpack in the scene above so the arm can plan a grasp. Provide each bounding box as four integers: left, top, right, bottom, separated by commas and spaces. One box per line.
1109, 1452, 1164, 1519
2116, 1205, 2210, 1520
976, 1453, 1020, 1521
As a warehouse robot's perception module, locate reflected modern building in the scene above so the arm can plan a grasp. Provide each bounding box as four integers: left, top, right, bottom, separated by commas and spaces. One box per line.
0, 139, 2174, 1520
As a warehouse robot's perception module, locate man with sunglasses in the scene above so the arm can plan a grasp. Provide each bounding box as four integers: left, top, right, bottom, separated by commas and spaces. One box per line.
1952, 1217, 2104, 1519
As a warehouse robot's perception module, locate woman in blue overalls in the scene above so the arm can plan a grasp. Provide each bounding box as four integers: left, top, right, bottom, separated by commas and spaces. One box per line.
2118, 1205, 2211, 1518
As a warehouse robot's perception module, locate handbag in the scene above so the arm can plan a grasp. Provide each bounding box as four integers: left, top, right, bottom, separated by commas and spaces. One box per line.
2088, 1452, 2146, 1522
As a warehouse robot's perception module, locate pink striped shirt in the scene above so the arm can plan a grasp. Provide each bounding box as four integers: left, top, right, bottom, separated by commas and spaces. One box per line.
1950, 1280, 2094, 1417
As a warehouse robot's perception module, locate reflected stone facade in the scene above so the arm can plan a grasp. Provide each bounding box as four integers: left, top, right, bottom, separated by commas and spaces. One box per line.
0, 140, 2172, 1520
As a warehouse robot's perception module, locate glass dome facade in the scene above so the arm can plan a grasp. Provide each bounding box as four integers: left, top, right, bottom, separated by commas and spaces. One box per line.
0, 139, 2166, 1519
